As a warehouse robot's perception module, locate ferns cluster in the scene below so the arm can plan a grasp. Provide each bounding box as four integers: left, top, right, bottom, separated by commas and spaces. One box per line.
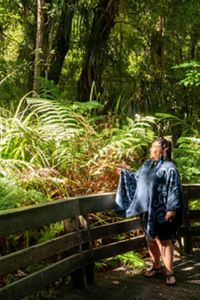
0, 97, 199, 210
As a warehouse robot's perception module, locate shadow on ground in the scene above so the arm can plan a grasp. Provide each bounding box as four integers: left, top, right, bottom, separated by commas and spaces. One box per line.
43, 251, 200, 300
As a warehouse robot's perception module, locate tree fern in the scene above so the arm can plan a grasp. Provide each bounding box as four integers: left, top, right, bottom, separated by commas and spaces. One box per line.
88, 115, 156, 173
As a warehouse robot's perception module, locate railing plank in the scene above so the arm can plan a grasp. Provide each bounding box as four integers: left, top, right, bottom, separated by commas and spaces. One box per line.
190, 226, 200, 236
92, 235, 146, 261
90, 218, 142, 240
0, 193, 115, 236
79, 193, 115, 214
0, 236, 145, 300
0, 232, 83, 277
0, 218, 142, 276
0, 199, 79, 236
0, 253, 83, 300
189, 210, 200, 219
183, 184, 200, 200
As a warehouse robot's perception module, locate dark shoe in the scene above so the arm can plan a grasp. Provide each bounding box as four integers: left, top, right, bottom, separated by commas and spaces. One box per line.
144, 267, 161, 277
166, 273, 176, 286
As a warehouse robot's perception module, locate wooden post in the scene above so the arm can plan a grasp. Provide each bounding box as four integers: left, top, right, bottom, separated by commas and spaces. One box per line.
64, 217, 86, 288
66, 215, 96, 286
182, 190, 192, 253
83, 215, 95, 285
0, 237, 6, 287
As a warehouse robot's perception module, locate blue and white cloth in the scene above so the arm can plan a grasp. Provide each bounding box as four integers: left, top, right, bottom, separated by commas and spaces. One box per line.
115, 160, 183, 239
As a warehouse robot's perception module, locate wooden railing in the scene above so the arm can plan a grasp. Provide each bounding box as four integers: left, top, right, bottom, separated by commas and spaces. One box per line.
0, 184, 200, 299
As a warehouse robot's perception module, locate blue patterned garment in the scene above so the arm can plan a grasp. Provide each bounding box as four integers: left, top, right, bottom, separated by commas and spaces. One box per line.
115, 160, 183, 239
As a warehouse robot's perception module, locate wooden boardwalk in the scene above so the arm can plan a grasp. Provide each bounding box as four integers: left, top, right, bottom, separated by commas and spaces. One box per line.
46, 251, 200, 300
1, 187, 200, 299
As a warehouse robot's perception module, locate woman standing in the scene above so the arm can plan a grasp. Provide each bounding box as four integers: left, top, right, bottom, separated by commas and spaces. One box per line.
115, 137, 183, 286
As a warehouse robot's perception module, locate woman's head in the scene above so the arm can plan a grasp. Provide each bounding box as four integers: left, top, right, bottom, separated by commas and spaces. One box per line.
150, 137, 172, 161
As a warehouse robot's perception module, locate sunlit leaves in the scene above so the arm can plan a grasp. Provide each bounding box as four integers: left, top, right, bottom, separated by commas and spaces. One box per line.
174, 61, 200, 87
88, 115, 156, 175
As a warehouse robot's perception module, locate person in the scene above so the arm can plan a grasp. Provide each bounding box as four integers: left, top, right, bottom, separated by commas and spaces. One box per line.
115, 137, 183, 286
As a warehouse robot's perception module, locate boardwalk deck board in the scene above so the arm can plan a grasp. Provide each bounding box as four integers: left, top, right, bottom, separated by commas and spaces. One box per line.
47, 251, 200, 300
0, 186, 200, 299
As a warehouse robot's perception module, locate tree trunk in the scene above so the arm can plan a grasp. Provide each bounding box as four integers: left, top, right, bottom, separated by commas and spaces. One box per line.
78, 0, 120, 102
33, 0, 45, 93
48, 0, 76, 84
150, 16, 166, 72
42, 0, 53, 77
190, 25, 198, 59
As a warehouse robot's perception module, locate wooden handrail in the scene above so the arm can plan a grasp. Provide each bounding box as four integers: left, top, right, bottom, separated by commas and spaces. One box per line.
0, 193, 115, 236
0, 184, 199, 236
0, 184, 199, 299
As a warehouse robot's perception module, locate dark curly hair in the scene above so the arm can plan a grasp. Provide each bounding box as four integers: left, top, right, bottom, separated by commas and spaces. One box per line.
156, 137, 172, 161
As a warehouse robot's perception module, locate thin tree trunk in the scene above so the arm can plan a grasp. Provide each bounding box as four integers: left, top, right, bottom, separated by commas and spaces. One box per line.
33, 0, 45, 93
48, 0, 76, 84
78, 0, 120, 102
150, 16, 165, 72
190, 25, 198, 59
42, 0, 53, 77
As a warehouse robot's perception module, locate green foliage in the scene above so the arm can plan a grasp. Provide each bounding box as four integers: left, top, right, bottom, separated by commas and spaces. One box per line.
175, 136, 200, 183
0, 177, 25, 210
189, 200, 200, 210
1, 0, 199, 120
174, 61, 200, 87
0, 116, 48, 167
180, 69, 200, 87
0, 176, 48, 211
37, 222, 64, 244
38, 78, 63, 100
88, 115, 156, 175
115, 251, 145, 268
0, 95, 199, 209
26, 97, 95, 137
96, 251, 145, 271
155, 113, 197, 135
154, 113, 200, 183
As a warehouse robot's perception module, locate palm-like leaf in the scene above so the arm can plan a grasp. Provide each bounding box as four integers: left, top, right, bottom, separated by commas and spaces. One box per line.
26, 98, 95, 140
88, 115, 156, 174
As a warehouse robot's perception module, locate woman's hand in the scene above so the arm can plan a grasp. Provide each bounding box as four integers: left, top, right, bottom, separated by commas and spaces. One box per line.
117, 168, 122, 175
164, 210, 176, 222
117, 161, 132, 175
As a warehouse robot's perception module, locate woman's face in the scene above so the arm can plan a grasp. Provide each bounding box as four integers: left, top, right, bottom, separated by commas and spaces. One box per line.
150, 141, 163, 160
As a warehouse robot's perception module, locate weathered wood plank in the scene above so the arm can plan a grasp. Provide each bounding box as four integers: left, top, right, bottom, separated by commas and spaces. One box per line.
190, 226, 200, 236
0, 199, 79, 236
0, 218, 142, 277
79, 193, 115, 214
0, 193, 115, 236
189, 210, 200, 219
183, 184, 200, 200
91, 235, 146, 261
90, 218, 142, 240
0, 253, 83, 300
0, 236, 145, 300
0, 231, 84, 276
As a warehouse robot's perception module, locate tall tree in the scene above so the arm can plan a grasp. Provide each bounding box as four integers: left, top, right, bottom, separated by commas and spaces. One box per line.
33, 0, 45, 92
78, 0, 120, 101
48, 0, 77, 83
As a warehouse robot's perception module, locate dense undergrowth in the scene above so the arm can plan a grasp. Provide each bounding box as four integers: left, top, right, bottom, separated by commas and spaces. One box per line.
0, 97, 199, 212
